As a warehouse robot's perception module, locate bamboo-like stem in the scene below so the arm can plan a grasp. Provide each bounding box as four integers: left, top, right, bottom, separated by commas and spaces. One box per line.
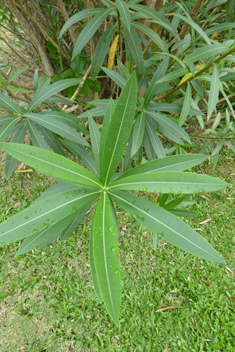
153, 45, 235, 102
11, 0, 70, 62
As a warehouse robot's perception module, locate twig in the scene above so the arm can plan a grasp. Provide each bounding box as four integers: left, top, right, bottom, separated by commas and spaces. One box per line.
62, 65, 92, 110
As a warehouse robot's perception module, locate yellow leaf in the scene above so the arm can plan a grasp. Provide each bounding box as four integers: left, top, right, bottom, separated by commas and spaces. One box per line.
107, 35, 119, 69
15, 169, 34, 173
179, 64, 204, 85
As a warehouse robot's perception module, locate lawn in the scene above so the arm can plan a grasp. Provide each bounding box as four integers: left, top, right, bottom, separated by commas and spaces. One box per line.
0, 152, 234, 352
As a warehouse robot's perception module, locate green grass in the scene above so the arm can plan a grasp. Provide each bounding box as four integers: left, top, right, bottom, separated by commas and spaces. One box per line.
0, 154, 235, 352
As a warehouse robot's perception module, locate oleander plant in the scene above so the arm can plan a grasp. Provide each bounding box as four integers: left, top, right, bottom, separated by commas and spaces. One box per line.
0, 74, 229, 325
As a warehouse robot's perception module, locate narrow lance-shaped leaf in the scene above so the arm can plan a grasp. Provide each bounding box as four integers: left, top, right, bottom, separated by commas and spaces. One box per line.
6, 66, 28, 86
131, 112, 145, 157
24, 113, 89, 147
59, 8, 103, 38
109, 171, 229, 193
60, 206, 90, 242
207, 65, 219, 120
0, 187, 100, 246
101, 73, 137, 185
0, 93, 25, 114
116, 0, 131, 30
110, 191, 225, 263
72, 8, 113, 60
90, 206, 102, 301
88, 115, 100, 173
133, 21, 164, 51
0, 143, 103, 189
28, 79, 82, 111
5, 122, 27, 179
17, 203, 91, 255
116, 154, 208, 180
183, 44, 228, 64
179, 82, 191, 126
39, 125, 66, 156
146, 110, 191, 143
62, 140, 98, 178
102, 67, 127, 89
27, 120, 50, 150
92, 192, 121, 325
144, 55, 169, 108
0, 117, 19, 142
91, 24, 117, 78
122, 23, 145, 76
145, 117, 166, 158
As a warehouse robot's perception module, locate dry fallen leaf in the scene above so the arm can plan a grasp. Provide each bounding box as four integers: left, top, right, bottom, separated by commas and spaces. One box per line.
13, 202, 22, 207
199, 218, 212, 225
155, 306, 184, 312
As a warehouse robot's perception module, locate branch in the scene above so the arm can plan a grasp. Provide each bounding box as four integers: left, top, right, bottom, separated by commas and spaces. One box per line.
154, 44, 235, 102
62, 64, 92, 110
11, 0, 70, 62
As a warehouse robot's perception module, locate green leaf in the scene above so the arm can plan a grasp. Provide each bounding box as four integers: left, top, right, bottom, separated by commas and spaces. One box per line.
145, 117, 166, 158
100, 73, 137, 185
129, 4, 180, 41
143, 130, 156, 160
205, 22, 235, 36
60, 206, 90, 242
131, 112, 145, 157
183, 44, 228, 64
116, 0, 131, 30
156, 67, 189, 84
88, 115, 101, 173
0, 93, 25, 114
6, 66, 28, 86
169, 209, 199, 218
172, 13, 211, 44
0, 143, 103, 189
0, 115, 17, 125
72, 8, 113, 60
109, 171, 228, 193
39, 111, 89, 135
59, 8, 103, 38
0, 187, 100, 246
17, 203, 91, 255
28, 79, 82, 111
27, 120, 50, 150
88, 79, 100, 92
143, 55, 169, 108
5, 122, 27, 179
147, 111, 190, 143
24, 113, 89, 146
110, 191, 224, 263
92, 192, 121, 325
89, 207, 102, 301
116, 154, 208, 180
91, 26, 117, 78
179, 82, 191, 126
102, 67, 127, 89
163, 196, 185, 210
0, 117, 19, 142
62, 140, 98, 178
207, 65, 219, 120
122, 23, 145, 76
38, 125, 66, 156
117, 60, 130, 80
132, 22, 164, 51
